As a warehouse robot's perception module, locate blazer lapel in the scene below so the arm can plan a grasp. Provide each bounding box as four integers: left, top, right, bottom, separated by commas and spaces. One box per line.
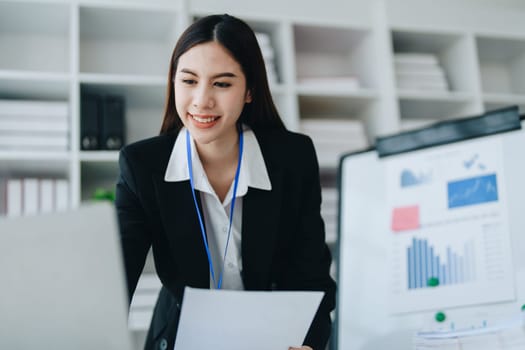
241, 168, 283, 290
152, 173, 209, 288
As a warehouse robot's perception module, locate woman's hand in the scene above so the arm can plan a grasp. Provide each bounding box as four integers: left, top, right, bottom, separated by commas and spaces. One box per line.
288, 347, 313, 350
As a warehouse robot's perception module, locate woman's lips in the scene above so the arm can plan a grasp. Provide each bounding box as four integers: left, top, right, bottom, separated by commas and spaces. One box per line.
189, 113, 220, 128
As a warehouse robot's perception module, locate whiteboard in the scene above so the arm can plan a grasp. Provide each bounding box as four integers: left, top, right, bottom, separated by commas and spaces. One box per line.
335, 109, 525, 350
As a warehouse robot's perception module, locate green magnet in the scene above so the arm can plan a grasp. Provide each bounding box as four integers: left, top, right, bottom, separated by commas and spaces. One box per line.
435, 311, 446, 322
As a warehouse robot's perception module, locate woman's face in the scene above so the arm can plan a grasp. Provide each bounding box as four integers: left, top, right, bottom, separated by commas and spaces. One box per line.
174, 41, 252, 147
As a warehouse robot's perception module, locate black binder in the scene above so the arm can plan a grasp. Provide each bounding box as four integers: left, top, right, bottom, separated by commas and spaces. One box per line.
80, 94, 101, 150
100, 95, 125, 150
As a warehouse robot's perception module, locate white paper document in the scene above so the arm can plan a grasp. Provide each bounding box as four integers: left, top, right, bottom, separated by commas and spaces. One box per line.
174, 287, 324, 350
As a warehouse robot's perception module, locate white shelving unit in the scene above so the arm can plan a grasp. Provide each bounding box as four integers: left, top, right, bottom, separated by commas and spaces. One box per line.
3, 0, 525, 347
477, 34, 525, 113
392, 29, 481, 128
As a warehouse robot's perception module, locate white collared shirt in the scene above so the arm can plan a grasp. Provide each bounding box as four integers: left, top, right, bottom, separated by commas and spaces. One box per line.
164, 126, 272, 290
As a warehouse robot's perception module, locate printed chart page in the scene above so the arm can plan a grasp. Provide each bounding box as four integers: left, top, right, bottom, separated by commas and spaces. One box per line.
385, 137, 515, 314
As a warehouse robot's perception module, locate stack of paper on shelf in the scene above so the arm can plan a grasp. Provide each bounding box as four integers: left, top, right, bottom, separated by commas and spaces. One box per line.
297, 76, 361, 91
255, 32, 279, 84
5, 177, 70, 217
321, 187, 338, 245
395, 53, 449, 92
300, 119, 369, 168
413, 311, 525, 349
0, 99, 69, 152
128, 273, 162, 331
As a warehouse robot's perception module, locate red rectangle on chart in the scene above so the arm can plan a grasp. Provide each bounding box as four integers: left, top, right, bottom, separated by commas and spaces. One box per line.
391, 205, 419, 232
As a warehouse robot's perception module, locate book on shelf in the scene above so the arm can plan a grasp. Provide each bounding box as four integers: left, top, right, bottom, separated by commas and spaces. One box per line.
394, 52, 449, 91
394, 52, 440, 66
22, 178, 39, 216
55, 179, 69, 212
300, 118, 369, 168
0, 99, 70, 152
4, 177, 70, 217
255, 32, 279, 84
0, 120, 69, 133
0, 134, 69, 151
396, 80, 449, 91
6, 179, 22, 217
0, 99, 69, 118
39, 179, 54, 214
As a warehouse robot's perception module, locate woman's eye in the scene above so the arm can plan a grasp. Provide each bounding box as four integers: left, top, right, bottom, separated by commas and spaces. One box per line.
182, 79, 197, 85
214, 82, 231, 88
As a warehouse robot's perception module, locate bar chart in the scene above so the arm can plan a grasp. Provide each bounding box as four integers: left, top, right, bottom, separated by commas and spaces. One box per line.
407, 237, 476, 289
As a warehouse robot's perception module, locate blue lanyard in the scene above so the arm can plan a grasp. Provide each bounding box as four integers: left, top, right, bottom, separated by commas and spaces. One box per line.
186, 128, 244, 289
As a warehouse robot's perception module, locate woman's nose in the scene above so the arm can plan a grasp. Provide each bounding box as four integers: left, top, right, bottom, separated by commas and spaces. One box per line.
192, 86, 215, 109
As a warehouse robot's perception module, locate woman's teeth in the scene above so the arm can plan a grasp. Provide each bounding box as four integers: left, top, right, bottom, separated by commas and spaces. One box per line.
191, 114, 219, 123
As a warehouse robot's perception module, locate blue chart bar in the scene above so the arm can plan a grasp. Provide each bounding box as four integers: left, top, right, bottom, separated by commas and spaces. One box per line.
407, 238, 476, 289
448, 173, 498, 208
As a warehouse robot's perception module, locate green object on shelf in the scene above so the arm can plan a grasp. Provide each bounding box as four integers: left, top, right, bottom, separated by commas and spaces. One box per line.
522, 304, 525, 311
435, 311, 446, 322
427, 277, 440, 287
93, 188, 115, 202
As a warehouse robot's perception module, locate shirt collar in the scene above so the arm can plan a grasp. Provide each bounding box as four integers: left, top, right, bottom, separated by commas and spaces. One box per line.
164, 126, 272, 196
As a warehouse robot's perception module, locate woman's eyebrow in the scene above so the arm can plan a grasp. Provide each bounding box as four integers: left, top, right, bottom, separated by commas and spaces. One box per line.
179, 68, 237, 79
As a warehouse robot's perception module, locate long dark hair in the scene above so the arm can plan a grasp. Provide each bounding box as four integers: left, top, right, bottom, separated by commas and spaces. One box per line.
160, 14, 286, 136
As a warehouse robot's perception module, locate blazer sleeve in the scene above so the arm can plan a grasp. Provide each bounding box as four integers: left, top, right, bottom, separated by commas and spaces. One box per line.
115, 147, 152, 302
283, 135, 337, 350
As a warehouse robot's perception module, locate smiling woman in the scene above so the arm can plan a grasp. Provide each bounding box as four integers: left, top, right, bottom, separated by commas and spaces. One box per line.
174, 42, 251, 159
115, 14, 335, 350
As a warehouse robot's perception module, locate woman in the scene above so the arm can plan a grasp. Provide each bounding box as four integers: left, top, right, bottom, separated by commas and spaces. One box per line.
116, 14, 336, 350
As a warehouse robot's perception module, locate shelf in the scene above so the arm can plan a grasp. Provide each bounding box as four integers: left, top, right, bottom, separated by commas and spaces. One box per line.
0, 1, 70, 73
80, 83, 164, 145
483, 93, 525, 114
399, 98, 476, 120
79, 5, 178, 76
297, 85, 378, 98
398, 90, 474, 102
0, 150, 71, 162
79, 73, 165, 86
80, 161, 119, 202
80, 76, 165, 108
0, 70, 70, 100
392, 29, 476, 94
477, 35, 525, 95
0, 152, 71, 176
80, 151, 119, 162
269, 83, 287, 95
298, 94, 378, 119
483, 92, 525, 106
245, 18, 285, 85
294, 24, 376, 89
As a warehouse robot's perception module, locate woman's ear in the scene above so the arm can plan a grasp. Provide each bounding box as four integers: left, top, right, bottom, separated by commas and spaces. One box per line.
245, 89, 253, 103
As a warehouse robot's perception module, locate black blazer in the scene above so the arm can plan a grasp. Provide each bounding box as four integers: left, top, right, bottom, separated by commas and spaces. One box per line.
115, 128, 336, 350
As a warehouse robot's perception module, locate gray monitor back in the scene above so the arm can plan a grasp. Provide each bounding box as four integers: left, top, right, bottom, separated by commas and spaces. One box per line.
0, 202, 133, 350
